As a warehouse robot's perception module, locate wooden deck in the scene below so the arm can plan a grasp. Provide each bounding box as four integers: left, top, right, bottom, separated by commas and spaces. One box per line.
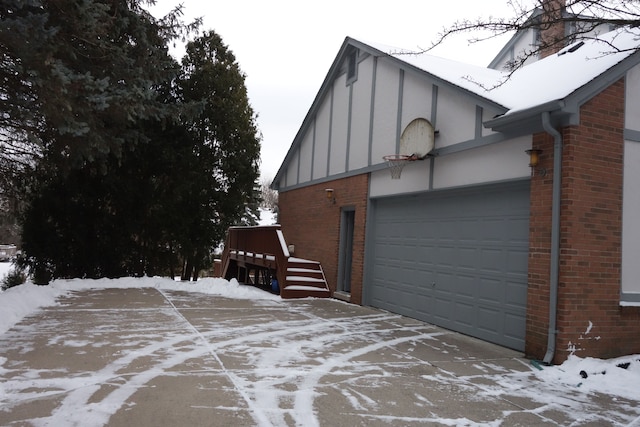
219, 225, 330, 299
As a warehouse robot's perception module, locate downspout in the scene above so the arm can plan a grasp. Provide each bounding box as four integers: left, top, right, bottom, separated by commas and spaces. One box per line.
541, 111, 562, 364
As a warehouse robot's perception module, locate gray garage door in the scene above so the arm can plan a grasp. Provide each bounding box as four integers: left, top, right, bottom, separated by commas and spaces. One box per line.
367, 181, 529, 351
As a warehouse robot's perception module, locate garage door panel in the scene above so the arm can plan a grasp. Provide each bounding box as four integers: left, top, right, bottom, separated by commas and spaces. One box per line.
454, 300, 476, 328
458, 247, 479, 269
478, 307, 501, 333
434, 297, 453, 322
478, 277, 502, 304
509, 217, 530, 237
368, 181, 529, 351
504, 311, 526, 337
505, 280, 528, 308
506, 248, 529, 274
455, 274, 477, 298
435, 246, 456, 266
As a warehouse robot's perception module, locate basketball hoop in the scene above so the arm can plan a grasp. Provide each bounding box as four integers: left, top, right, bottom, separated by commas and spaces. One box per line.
382, 154, 416, 179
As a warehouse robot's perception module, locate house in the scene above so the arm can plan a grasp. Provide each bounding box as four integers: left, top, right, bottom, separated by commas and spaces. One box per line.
488, 2, 616, 70
270, 9, 640, 363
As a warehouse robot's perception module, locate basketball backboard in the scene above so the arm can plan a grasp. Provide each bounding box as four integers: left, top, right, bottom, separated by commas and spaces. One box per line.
399, 118, 435, 159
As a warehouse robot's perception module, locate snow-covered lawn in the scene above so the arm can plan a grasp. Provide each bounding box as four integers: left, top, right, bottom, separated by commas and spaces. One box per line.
1, 275, 639, 426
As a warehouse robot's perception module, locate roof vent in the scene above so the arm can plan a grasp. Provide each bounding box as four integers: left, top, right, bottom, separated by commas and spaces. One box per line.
557, 41, 585, 56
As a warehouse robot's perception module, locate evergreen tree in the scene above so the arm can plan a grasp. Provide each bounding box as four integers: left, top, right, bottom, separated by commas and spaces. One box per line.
20, 119, 196, 279
176, 31, 261, 280
11, 0, 198, 280
0, 0, 197, 171
11, 2, 260, 281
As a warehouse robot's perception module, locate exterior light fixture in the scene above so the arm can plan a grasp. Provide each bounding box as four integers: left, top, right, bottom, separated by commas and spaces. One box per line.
525, 149, 546, 177
325, 188, 336, 204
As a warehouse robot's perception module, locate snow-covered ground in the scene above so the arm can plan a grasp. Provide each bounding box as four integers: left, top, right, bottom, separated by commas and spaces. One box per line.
0, 275, 639, 425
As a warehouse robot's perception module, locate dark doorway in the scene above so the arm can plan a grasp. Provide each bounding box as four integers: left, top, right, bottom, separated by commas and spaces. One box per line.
338, 208, 355, 294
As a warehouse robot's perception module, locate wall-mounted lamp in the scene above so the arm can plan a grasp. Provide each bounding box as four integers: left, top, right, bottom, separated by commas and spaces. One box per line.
325, 188, 336, 204
525, 148, 547, 177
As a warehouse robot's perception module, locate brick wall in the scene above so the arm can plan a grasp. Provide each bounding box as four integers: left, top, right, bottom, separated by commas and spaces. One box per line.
278, 174, 369, 304
527, 78, 640, 363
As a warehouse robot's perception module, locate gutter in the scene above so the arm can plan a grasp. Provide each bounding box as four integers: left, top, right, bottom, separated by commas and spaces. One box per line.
485, 100, 565, 131
541, 111, 562, 365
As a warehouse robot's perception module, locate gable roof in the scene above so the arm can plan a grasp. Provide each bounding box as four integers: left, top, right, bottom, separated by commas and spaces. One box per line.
274, 29, 640, 184
273, 38, 510, 185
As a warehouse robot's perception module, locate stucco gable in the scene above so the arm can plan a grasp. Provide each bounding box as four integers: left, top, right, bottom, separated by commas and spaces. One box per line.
273, 37, 508, 187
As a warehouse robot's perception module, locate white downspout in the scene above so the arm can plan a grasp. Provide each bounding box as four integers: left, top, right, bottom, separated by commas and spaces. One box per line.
542, 111, 562, 364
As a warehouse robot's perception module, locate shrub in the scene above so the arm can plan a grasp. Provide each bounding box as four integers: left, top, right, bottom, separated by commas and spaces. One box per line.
1, 267, 27, 290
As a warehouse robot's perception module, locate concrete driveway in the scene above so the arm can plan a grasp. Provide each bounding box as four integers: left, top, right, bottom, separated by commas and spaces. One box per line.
0, 287, 638, 426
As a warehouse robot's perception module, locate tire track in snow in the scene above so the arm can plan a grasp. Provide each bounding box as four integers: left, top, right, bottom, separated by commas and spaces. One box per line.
156, 288, 274, 427
292, 331, 445, 427
3, 290, 443, 427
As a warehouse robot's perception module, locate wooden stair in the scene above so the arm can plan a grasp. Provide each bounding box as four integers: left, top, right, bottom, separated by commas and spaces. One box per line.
281, 257, 331, 299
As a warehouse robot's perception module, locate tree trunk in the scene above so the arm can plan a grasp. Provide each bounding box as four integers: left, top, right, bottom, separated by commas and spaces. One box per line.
181, 258, 193, 281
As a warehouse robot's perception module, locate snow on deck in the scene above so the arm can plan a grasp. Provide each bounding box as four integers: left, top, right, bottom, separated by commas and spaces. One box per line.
284, 285, 330, 292
288, 257, 320, 264
286, 276, 326, 283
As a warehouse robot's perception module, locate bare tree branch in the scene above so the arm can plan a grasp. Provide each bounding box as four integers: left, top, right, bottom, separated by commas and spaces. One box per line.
408, 0, 640, 73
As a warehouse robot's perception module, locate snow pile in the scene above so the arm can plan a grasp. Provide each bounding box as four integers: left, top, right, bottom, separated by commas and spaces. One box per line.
535, 354, 640, 402
51, 276, 279, 300
0, 281, 65, 336
0, 275, 278, 336
0, 261, 13, 282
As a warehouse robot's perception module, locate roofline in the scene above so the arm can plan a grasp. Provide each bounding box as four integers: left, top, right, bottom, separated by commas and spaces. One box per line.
352, 40, 508, 111
273, 37, 356, 185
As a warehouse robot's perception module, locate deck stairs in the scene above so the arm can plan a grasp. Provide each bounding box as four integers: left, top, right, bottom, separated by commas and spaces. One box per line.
220, 225, 331, 299
283, 257, 331, 299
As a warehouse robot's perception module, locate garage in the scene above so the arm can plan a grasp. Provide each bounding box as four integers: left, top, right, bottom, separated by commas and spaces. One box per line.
366, 181, 530, 351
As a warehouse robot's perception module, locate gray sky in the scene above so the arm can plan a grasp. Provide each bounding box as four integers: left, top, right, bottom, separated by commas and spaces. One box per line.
152, 0, 515, 180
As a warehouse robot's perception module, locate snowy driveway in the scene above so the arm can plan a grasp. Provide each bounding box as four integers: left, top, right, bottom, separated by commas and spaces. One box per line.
1, 283, 639, 426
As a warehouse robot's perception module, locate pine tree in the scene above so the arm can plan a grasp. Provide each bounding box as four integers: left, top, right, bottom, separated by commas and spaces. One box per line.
12, 0, 198, 280
11, 3, 260, 281
0, 0, 197, 170
176, 31, 261, 280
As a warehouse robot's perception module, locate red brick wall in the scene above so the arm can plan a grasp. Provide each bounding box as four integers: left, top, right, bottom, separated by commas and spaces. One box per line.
527, 78, 640, 363
278, 174, 369, 304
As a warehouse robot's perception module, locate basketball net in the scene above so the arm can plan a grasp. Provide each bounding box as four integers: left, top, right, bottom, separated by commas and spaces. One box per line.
383, 154, 416, 179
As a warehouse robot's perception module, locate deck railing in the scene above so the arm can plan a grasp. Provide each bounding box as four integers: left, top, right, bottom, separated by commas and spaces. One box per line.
220, 225, 289, 291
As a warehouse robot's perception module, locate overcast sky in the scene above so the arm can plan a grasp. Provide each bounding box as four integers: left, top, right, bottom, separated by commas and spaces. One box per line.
151, 0, 516, 180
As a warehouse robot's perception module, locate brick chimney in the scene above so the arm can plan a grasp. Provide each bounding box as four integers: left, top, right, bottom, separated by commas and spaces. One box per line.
539, 0, 566, 58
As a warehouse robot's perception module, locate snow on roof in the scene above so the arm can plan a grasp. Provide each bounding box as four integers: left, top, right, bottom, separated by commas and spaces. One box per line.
493, 28, 640, 114
364, 40, 507, 106
365, 28, 640, 115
